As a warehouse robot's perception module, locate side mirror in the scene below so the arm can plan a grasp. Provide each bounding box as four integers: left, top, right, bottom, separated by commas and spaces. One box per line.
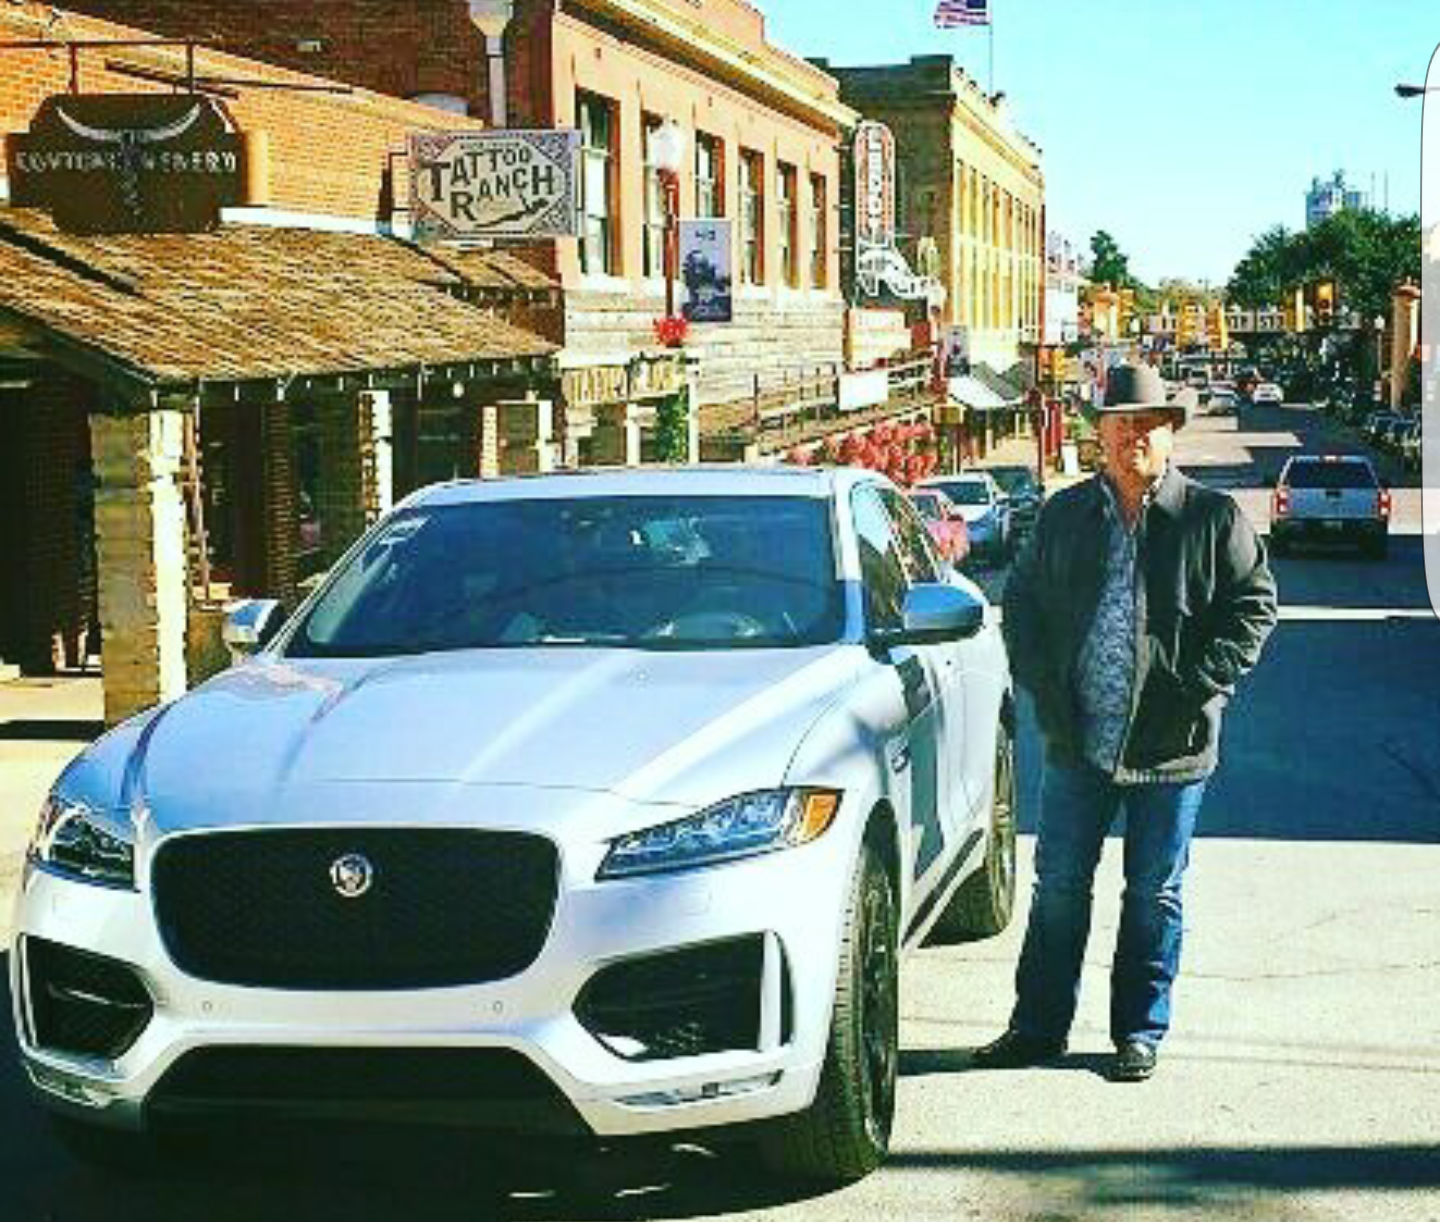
884, 583, 986, 646
222, 599, 286, 663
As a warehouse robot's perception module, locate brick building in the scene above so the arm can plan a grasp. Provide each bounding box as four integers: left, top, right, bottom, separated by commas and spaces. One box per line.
57, 0, 860, 445
823, 55, 1045, 380
0, 3, 560, 721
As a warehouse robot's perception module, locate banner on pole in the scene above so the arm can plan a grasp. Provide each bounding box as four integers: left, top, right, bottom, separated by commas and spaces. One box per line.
680, 219, 733, 323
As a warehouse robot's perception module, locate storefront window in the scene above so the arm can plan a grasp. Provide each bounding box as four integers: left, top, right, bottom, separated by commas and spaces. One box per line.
777, 162, 797, 288
739, 149, 763, 285
643, 115, 665, 279
695, 133, 722, 219
810, 172, 827, 290
578, 91, 615, 275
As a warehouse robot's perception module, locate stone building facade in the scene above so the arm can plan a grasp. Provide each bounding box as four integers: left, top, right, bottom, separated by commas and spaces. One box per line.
0, 2, 559, 721
823, 55, 1045, 379
57, 0, 859, 435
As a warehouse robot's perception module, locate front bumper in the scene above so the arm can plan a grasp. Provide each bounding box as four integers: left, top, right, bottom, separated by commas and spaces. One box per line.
9, 827, 851, 1138
1271, 518, 1386, 544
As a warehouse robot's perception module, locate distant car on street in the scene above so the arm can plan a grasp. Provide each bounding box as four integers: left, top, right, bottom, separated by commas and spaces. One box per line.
1268, 453, 1390, 559
1400, 420, 1421, 471
907, 487, 972, 566
918, 471, 1012, 563
983, 465, 1045, 539
1207, 390, 1240, 416
1253, 383, 1284, 405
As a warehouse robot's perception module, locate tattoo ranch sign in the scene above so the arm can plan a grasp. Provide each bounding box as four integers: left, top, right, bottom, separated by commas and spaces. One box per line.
409, 129, 579, 242
6, 94, 243, 234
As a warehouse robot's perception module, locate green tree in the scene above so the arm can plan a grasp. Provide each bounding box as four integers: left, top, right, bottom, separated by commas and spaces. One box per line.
1089, 229, 1133, 289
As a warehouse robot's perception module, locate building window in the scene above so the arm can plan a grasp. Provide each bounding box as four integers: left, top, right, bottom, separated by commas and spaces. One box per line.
578, 91, 615, 275
696, 133, 723, 219
739, 149, 763, 285
777, 162, 797, 288
810, 172, 827, 289
642, 113, 664, 279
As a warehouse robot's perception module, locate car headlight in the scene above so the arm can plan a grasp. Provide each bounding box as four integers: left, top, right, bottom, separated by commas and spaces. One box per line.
29, 794, 136, 889
598, 788, 842, 880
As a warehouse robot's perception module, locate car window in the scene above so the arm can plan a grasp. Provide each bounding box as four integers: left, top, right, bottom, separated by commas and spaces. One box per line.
909, 492, 944, 521
1282, 461, 1377, 490
880, 488, 941, 584
851, 486, 910, 633
930, 479, 990, 506
289, 495, 845, 655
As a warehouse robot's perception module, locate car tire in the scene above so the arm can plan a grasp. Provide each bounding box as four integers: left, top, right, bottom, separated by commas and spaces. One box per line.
759, 839, 897, 1185
47, 1115, 161, 1174
925, 723, 1017, 944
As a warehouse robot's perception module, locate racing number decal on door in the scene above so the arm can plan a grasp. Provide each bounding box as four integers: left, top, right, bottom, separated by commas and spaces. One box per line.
897, 655, 944, 878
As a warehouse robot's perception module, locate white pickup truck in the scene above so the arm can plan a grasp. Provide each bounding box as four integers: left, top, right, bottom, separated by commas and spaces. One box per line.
1268, 454, 1390, 559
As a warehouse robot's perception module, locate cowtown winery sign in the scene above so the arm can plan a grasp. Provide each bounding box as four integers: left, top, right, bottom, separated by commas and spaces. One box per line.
7, 95, 243, 234
852, 119, 943, 305
409, 129, 579, 242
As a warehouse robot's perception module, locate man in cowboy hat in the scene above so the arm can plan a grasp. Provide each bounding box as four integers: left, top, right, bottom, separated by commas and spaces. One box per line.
976, 362, 1277, 1081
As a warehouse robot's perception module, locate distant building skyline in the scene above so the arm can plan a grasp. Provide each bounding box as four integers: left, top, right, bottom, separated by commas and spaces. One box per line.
1306, 171, 1373, 229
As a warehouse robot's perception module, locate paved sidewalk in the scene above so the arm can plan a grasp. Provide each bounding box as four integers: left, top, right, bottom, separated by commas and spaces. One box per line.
0, 675, 103, 942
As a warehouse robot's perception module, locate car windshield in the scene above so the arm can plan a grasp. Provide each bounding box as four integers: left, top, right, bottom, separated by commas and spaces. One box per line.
987, 467, 1034, 495
909, 492, 945, 521
1284, 461, 1376, 490
287, 495, 845, 656
931, 480, 990, 506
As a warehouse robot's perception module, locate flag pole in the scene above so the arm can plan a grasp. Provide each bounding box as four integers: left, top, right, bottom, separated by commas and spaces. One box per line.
988, 4, 994, 94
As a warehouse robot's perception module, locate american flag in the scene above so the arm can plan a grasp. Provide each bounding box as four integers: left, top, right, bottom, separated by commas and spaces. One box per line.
934, 0, 990, 27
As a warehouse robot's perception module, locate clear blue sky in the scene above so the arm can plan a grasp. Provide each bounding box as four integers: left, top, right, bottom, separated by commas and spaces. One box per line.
760, 0, 1436, 287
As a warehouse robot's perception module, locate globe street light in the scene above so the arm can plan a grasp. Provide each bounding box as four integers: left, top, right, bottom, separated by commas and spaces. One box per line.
648, 119, 687, 321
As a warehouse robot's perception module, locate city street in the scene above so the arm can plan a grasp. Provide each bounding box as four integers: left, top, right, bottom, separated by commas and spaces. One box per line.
0, 402, 1436, 1221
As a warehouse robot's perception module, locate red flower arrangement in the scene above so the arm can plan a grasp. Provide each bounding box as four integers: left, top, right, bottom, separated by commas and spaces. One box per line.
652, 315, 690, 347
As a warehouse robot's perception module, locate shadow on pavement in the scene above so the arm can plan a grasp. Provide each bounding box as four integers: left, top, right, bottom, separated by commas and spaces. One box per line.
0, 718, 105, 742
1014, 613, 1440, 845
883, 1143, 1440, 1203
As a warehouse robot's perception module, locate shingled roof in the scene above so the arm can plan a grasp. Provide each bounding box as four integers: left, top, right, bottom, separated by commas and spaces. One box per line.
0, 208, 558, 396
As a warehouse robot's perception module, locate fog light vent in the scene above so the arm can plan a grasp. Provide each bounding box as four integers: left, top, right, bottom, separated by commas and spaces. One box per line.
24, 938, 153, 1060
575, 935, 771, 1062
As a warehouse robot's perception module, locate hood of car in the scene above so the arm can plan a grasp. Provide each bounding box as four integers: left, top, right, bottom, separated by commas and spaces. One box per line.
951, 502, 994, 525
78, 647, 862, 831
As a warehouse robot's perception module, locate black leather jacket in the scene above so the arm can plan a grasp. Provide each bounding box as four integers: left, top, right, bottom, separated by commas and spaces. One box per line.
1002, 465, 1278, 783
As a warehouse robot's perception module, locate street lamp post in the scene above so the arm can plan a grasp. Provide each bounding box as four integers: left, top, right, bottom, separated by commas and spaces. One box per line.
649, 119, 687, 322
1373, 314, 1386, 405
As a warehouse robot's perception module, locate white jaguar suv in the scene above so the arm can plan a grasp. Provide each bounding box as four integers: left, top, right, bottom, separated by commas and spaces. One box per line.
11, 466, 1015, 1184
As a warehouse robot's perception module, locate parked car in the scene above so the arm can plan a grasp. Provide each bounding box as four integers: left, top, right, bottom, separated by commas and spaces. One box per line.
1252, 382, 1284, 405
1207, 390, 1240, 416
1268, 454, 1390, 559
918, 471, 1013, 563
907, 486, 971, 566
1400, 420, 1422, 471
11, 467, 1017, 1185
1380, 415, 1415, 452
983, 464, 1046, 539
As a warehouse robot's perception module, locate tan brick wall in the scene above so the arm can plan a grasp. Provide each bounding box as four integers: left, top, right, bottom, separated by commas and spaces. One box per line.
90, 411, 188, 724
0, 2, 486, 222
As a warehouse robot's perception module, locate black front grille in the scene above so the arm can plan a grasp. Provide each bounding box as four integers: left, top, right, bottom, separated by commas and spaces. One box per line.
25, 938, 153, 1059
152, 829, 558, 989
149, 1047, 588, 1135
575, 935, 779, 1061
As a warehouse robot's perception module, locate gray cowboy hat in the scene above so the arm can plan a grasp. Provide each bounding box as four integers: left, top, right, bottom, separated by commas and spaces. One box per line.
1093, 363, 1197, 429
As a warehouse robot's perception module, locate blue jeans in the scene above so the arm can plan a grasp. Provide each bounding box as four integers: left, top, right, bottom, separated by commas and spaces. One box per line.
1011, 759, 1208, 1048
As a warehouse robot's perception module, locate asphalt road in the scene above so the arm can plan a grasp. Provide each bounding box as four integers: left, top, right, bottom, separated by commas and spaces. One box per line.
1, 402, 1437, 1221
